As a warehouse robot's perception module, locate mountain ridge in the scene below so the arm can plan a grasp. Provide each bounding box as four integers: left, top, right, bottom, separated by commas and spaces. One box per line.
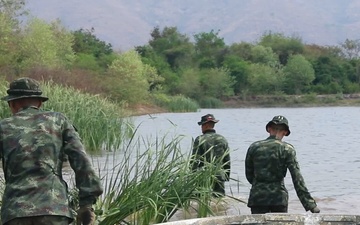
25, 0, 360, 51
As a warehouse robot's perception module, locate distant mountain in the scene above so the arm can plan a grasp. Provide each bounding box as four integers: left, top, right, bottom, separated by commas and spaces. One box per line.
25, 0, 360, 51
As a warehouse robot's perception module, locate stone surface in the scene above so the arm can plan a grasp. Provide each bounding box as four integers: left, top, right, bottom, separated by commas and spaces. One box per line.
155, 214, 360, 225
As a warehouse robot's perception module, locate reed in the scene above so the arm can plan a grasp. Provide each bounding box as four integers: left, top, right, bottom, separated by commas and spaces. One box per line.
0, 79, 131, 153
152, 93, 199, 112
90, 127, 241, 225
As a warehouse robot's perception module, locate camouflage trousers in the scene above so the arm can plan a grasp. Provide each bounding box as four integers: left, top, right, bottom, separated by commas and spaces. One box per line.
251, 205, 288, 214
4, 216, 70, 225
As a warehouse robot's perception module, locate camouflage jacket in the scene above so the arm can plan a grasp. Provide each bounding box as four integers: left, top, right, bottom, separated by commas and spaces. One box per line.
245, 135, 317, 211
191, 129, 231, 181
0, 107, 103, 223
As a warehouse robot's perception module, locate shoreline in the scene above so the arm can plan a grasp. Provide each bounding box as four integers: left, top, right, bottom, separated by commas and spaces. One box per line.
127, 94, 360, 116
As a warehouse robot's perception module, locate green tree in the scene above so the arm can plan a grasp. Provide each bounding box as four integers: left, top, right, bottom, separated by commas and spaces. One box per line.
106, 50, 162, 103
250, 45, 279, 66
228, 42, 253, 61
18, 18, 75, 71
247, 64, 284, 94
339, 39, 360, 60
149, 26, 194, 70
136, 45, 178, 93
283, 55, 315, 94
176, 68, 201, 99
199, 67, 235, 99
0, 0, 26, 17
222, 55, 250, 95
194, 30, 226, 68
72, 28, 115, 70
259, 31, 304, 65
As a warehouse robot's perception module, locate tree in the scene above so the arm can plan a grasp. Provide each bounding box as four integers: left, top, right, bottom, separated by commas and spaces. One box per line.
340, 39, 360, 60
194, 30, 226, 68
72, 28, 112, 57
247, 64, 284, 94
0, 0, 26, 17
199, 67, 235, 99
18, 18, 75, 71
106, 50, 162, 103
222, 55, 250, 95
250, 45, 279, 66
149, 26, 194, 70
259, 31, 304, 65
283, 55, 315, 94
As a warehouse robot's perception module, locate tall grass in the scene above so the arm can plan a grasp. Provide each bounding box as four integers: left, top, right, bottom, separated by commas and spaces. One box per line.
90, 127, 243, 225
152, 93, 199, 112
0, 79, 131, 153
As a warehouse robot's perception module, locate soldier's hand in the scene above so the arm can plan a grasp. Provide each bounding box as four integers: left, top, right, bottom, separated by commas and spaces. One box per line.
310, 206, 320, 213
76, 205, 95, 225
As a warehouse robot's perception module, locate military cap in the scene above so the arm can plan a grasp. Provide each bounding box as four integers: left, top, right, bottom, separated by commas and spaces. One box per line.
197, 114, 219, 125
266, 115, 291, 136
1, 77, 48, 102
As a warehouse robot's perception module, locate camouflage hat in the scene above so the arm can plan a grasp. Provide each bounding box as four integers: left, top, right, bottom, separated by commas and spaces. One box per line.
197, 114, 219, 125
1, 77, 48, 102
266, 115, 291, 136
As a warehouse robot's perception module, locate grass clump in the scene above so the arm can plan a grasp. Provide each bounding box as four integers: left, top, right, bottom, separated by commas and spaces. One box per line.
152, 93, 199, 112
91, 128, 242, 225
0, 79, 131, 153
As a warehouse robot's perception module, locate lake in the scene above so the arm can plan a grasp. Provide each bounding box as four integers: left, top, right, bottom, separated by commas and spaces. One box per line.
126, 106, 360, 216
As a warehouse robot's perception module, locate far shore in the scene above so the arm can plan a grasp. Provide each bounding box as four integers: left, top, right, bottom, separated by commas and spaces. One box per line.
127, 93, 360, 116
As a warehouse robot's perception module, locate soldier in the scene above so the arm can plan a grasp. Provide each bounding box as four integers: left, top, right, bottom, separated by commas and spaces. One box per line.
0, 77, 103, 225
191, 114, 231, 197
245, 115, 320, 214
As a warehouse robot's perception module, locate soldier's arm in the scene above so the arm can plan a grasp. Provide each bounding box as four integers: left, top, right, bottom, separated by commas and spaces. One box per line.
245, 146, 254, 184
286, 145, 317, 211
62, 118, 103, 206
191, 136, 202, 171
222, 141, 231, 181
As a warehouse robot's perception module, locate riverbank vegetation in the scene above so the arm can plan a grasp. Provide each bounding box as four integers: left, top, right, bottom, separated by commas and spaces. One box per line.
0, 1, 359, 224
1, 1, 360, 115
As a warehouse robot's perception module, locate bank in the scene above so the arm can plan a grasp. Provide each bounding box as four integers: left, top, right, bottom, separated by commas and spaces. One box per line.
128, 93, 360, 116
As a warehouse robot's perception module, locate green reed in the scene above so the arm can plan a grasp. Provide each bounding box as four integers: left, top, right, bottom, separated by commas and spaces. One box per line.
92, 126, 240, 225
0, 79, 131, 153
152, 93, 199, 112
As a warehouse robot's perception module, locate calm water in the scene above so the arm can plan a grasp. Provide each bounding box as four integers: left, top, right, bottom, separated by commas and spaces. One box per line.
124, 107, 360, 215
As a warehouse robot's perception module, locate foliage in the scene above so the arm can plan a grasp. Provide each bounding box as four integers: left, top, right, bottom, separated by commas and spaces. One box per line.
259, 31, 304, 65
194, 30, 226, 68
40, 80, 130, 152
283, 54, 315, 94
95, 131, 239, 224
106, 50, 158, 104
152, 93, 199, 112
198, 97, 224, 108
149, 26, 194, 70
72, 28, 113, 57
247, 63, 284, 94
199, 68, 235, 99
18, 18, 75, 71
222, 55, 250, 95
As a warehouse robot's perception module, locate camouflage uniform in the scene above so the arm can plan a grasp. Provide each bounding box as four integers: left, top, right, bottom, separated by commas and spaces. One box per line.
191, 114, 231, 196
245, 116, 317, 213
0, 78, 103, 224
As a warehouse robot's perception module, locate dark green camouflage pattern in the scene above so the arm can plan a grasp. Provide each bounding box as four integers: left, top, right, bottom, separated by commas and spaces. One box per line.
0, 107, 103, 224
191, 130, 231, 181
245, 135, 317, 211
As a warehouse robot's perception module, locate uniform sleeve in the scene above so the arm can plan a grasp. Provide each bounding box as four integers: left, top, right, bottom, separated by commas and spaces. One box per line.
62, 119, 103, 206
285, 146, 317, 211
245, 145, 254, 184
222, 140, 231, 181
191, 136, 203, 171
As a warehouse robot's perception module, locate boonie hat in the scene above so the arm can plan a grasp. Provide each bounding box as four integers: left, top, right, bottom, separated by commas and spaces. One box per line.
1, 77, 48, 102
197, 114, 219, 125
266, 115, 291, 136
